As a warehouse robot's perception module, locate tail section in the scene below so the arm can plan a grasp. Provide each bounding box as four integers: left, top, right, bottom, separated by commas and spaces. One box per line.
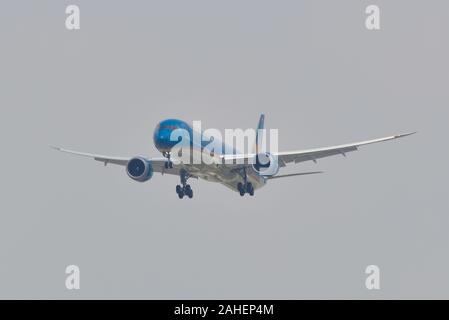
254, 114, 265, 154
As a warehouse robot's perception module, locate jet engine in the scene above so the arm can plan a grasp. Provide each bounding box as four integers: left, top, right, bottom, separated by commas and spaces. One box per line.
126, 157, 153, 182
252, 152, 279, 176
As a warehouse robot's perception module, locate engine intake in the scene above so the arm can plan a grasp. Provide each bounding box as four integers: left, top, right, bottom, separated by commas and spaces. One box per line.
126, 157, 153, 182
252, 152, 279, 176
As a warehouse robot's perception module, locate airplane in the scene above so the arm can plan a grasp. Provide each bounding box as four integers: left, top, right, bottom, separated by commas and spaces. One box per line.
53, 114, 415, 199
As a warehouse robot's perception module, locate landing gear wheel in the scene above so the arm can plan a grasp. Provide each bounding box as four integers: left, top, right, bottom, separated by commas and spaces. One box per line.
237, 182, 254, 196
176, 184, 184, 198
237, 168, 255, 197
176, 170, 194, 199
237, 183, 245, 196
163, 151, 173, 169
184, 184, 193, 198
246, 183, 254, 196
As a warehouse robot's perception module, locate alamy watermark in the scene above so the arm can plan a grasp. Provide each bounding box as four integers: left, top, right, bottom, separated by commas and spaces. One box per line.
163, 121, 279, 175
365, 265, 380, 290
65, 265, 80, 290
65, 5, 80, 30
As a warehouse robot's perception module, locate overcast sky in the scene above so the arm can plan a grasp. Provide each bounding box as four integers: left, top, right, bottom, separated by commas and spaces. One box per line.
0, 0, 448, 298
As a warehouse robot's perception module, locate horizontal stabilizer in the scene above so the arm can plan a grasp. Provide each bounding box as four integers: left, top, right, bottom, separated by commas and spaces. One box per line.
267, 171, 323, 179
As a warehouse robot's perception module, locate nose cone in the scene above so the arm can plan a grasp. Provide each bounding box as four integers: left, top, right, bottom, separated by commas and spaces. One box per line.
154, 128, 175, 153
153, 119, 192, 153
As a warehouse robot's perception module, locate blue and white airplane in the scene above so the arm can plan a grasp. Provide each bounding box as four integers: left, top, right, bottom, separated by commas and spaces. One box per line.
53, 114, 414, 198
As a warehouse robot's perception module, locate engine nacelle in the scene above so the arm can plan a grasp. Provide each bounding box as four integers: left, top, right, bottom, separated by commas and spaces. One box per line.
126, 157, 153, 182
252, 152, 279, 176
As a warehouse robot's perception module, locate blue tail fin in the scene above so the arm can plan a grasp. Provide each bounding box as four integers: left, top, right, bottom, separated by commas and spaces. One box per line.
255, 114, 265, 154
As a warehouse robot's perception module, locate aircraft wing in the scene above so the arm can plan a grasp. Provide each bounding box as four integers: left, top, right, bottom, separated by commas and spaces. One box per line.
275, 132, 416, 166
52, 146, 183, 176
220, 132, 415, 167
53, 131, 415, 176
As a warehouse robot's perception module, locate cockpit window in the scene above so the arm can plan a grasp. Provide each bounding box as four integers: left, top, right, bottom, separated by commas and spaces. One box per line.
160, 125, 179, 130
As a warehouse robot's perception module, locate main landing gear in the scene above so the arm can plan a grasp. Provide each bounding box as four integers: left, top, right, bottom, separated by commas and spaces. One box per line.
176, 169, 193, 199
237, 182, 254, 196
237, 168, 254, 196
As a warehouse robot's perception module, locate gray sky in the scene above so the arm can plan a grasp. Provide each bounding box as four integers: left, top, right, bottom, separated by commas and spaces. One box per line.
0, 0, 448, 299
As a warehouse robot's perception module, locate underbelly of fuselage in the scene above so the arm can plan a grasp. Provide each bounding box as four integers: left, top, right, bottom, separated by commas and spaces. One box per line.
168, 146, 267, 193
178, 162, 266, 192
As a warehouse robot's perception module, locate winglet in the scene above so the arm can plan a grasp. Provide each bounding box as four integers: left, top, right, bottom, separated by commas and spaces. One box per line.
394, 131, 417, 139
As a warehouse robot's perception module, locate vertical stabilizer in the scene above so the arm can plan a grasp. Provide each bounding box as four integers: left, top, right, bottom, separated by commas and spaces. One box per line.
254, 114, 265, 154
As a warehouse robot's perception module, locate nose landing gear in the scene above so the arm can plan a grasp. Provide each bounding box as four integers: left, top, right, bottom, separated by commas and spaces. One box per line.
163, 152, 173, 169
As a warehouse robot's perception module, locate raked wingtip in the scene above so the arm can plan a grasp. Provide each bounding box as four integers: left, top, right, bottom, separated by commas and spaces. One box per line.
395, 131, 417, 139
